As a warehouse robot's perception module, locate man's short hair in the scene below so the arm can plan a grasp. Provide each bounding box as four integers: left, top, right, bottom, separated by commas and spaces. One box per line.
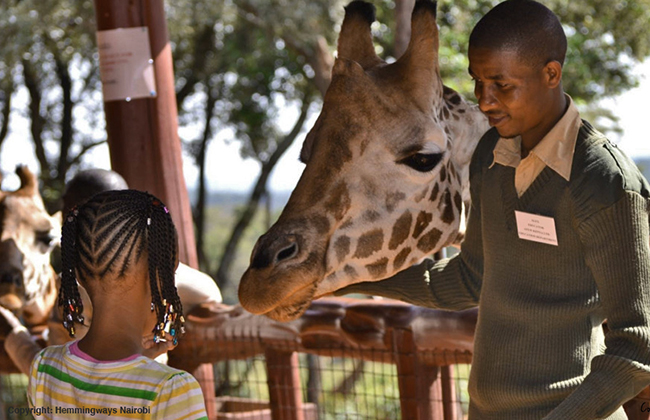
469, 0, 567, 68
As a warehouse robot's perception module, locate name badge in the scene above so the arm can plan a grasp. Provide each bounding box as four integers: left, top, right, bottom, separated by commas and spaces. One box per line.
514, 211, 558, 246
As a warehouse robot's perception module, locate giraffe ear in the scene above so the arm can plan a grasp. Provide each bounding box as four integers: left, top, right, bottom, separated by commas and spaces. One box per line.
337, 1, 384, 70
392, 0, 441, 110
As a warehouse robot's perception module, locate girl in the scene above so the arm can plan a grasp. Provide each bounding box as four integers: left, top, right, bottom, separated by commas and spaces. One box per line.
28, 190, 207, 419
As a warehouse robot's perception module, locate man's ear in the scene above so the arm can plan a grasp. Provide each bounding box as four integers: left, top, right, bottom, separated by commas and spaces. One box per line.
544, 60, 563, 89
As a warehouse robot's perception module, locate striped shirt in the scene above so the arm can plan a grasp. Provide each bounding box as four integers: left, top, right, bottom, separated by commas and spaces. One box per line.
28, 341, 208, 420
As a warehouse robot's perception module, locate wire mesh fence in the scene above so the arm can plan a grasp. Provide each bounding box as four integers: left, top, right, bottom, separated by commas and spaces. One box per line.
207, 353, 471, 420
169, 297, 477, 420
0, 298, 477, 420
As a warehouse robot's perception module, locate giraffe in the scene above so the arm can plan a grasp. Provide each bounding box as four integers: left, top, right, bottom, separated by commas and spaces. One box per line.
239, 0, 489, 321
0, 166, 60, 327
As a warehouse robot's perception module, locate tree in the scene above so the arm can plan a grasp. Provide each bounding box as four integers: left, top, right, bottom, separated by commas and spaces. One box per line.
2, 0, 649, 280
1, 0, 104, 211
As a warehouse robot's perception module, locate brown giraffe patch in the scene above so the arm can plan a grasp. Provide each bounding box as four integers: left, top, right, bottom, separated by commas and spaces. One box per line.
393, 247, 412, 272
413, 211, 433, 239
417, 228, 442, 252
415, 186, 429, 203
449, 162, 457, 179
389, 210, 413, 250
366, 257, 389, 278
334, 235, 351, 264
439, 188, 454, 224
453, 191, 462, 215
324, 181, 351, 221
363, 210, 381, 222
443, 107, 450, 119
309, 215, 331, 235
440, 166, 447, 182
353, 228, 384, 258
429, 183, 440, 202
386, 192, 406, 213
340, 218, 354, 230
344, 265, 359, 279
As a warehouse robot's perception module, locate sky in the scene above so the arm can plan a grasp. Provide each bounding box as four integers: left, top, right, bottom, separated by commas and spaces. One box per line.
1, 59, 649, 193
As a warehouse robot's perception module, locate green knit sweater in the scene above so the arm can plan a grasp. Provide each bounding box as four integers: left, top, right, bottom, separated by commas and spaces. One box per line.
340, 122, 650, 419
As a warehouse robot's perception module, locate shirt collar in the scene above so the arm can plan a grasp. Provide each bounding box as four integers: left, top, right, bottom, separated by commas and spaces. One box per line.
491, 95, 582, 181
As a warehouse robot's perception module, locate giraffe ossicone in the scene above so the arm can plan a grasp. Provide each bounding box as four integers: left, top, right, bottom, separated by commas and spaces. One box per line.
239, 0, 489, 321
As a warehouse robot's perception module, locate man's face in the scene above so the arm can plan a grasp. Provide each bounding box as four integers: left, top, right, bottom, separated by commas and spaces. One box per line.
468, 47, 557, 147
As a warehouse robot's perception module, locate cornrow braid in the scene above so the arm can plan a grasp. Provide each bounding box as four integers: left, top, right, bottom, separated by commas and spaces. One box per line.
147, 197, 184, 344
58, 189, 184, 343
59, 207, 85, 337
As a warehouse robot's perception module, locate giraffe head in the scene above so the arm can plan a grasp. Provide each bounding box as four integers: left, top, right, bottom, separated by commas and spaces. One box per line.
239, 0, 489, 321
0, 166, 60, 326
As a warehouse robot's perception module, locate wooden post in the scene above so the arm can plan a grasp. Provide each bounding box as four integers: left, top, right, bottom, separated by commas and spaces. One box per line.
265, 348, 304, 420
92, 2, 212, 417
93, 0, 197, 268
393, 329, 444, 420
440, 365, 457, 420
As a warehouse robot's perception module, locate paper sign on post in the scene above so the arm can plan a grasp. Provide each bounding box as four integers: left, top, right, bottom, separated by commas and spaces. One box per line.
96, 27, 157, 102
514, 211, 558, 246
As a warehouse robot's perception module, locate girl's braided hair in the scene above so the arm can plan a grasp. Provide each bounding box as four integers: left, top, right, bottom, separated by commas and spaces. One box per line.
59, 189, 184, 342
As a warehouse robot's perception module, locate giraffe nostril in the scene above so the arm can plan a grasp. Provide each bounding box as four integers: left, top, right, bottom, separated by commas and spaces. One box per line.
250, 234, 300, 270
276, 243, 298, 263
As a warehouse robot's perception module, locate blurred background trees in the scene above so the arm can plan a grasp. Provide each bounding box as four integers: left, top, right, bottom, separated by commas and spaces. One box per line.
1, 0, 649, 301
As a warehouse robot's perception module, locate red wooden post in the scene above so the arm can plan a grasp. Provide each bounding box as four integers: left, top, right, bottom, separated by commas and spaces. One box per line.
440, 365, 458, 420
265, 348, 305, 420
92, 2, 212, 417
393, 328, 444, 420
92, 0, 197, 268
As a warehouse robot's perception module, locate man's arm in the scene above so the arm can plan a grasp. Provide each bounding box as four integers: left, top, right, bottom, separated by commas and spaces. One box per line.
544, 191, 650, 419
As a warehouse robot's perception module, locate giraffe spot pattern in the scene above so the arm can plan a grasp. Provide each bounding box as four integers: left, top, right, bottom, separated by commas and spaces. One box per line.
429, 183, 440, 202
417, 228, 442, 252
363, 210, 381, 222
386, 192, 406, 213
439, 188, 454, 225
440, 166, 447, 182
309, 215, 331, 235
393, 247, 412, 272
325, 182, 351, 222
344, 264, 359, 279
413, 211, 433, 239
334, 235, 351, 264
389, 210, 413, 250
366, 257, 389, 278
353, 228, 384, 259
340, 218, 354, 230
415, 186, 429, 203
453, 191, 462, 215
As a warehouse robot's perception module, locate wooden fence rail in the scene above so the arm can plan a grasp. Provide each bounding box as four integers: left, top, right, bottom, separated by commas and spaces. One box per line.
1, 297, 648, 419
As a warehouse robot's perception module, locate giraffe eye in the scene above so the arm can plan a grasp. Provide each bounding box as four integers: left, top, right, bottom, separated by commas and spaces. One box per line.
400, 153, 443, 172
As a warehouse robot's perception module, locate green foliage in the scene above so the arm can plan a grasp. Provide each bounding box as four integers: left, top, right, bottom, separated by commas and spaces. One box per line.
200, 200, 283, 303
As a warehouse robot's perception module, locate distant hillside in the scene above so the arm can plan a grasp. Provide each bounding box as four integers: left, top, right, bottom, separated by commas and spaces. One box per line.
188, 189, 292, 212
634, 157, 650, 181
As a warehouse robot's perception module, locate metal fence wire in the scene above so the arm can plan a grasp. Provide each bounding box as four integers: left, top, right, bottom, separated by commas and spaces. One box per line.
0, 298, 476, 420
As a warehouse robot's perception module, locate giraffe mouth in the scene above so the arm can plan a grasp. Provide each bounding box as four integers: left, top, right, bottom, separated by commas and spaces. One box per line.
257, 281, 319, 322
239, 266, 320, 322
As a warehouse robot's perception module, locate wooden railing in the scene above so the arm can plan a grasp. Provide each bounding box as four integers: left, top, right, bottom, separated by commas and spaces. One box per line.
169, 297, 477, 420
1, 297, 648, 420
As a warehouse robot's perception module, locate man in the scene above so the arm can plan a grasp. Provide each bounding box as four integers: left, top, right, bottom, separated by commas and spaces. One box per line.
338, 1, 650, 418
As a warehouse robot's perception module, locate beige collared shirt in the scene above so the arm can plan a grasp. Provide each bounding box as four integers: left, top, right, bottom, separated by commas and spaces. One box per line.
491, 96, 582, 196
